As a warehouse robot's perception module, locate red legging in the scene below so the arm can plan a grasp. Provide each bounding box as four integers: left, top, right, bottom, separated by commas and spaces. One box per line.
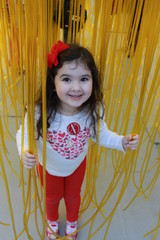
37, 158, 86, 222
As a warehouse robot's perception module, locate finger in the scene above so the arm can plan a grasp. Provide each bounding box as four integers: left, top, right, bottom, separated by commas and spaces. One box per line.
23, 160, 37, 169
132, 135, 139, 140
125, 135, 132, 142
126, 145, 136, 150
23, 163, 32, 169
24, 151, 36, 159
128, 135, 135, 141
23, 158, 37, 165
22, 156, 37, 168
23, 163, 36, 169
129, 144, 138, 149
129, 135, 139, 144
24, 159, 37, 165
127, 142, 139, 150
129, 139, 139, 144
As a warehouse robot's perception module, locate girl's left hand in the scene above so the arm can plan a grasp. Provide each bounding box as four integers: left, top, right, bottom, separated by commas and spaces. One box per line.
122, 134, 139, 152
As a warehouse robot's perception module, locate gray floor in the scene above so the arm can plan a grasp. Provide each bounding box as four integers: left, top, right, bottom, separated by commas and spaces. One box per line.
0, 49, 160, 240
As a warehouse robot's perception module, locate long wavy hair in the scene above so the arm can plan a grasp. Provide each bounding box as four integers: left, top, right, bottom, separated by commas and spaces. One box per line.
36, 43, 104, 139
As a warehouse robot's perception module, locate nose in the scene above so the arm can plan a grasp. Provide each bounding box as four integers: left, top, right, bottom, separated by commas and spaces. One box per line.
71, 81, 81, 91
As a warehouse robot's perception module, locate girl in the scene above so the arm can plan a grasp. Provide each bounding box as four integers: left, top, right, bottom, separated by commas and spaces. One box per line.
16, 40, 139, 240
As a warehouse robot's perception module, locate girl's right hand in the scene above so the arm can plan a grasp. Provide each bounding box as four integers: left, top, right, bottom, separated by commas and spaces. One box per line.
22, 150, 37, 169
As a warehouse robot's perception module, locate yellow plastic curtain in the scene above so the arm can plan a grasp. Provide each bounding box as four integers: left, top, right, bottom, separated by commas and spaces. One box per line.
0, 0, 160, 239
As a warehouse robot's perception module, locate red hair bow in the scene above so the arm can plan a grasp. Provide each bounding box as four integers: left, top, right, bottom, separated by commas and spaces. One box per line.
48, 40, 69, 68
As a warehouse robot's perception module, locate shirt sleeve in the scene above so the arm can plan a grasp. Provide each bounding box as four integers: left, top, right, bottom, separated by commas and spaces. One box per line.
16, 106, 40, 157
16, 113, 29, 157
91, 118, 125, 153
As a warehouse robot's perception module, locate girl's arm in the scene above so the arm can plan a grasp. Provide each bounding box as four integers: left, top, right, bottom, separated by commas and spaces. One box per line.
91, 119, 139, 152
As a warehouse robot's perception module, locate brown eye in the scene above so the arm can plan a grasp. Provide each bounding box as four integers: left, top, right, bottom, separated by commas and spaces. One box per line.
81, 77, 88, 82
62, 78, 71, 82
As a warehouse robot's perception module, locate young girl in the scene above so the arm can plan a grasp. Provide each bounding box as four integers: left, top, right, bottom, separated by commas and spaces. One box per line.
16, 40, 139, 240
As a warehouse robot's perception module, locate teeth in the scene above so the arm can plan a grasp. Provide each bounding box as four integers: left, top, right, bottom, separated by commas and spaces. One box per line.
69, 95, 81, 97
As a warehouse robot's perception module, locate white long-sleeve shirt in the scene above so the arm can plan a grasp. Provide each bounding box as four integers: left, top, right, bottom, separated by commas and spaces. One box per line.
16, 108, 125, 176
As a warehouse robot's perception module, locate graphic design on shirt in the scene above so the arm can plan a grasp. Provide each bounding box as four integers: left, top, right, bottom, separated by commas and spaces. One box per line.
46, 125, 90, 160
67, 122, 80, 135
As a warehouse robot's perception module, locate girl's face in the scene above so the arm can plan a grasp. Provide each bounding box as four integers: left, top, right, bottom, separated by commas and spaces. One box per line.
54, 60, 93, 115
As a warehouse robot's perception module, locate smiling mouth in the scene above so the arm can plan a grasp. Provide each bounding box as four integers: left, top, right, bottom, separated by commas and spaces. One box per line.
68, 94, 83, 98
